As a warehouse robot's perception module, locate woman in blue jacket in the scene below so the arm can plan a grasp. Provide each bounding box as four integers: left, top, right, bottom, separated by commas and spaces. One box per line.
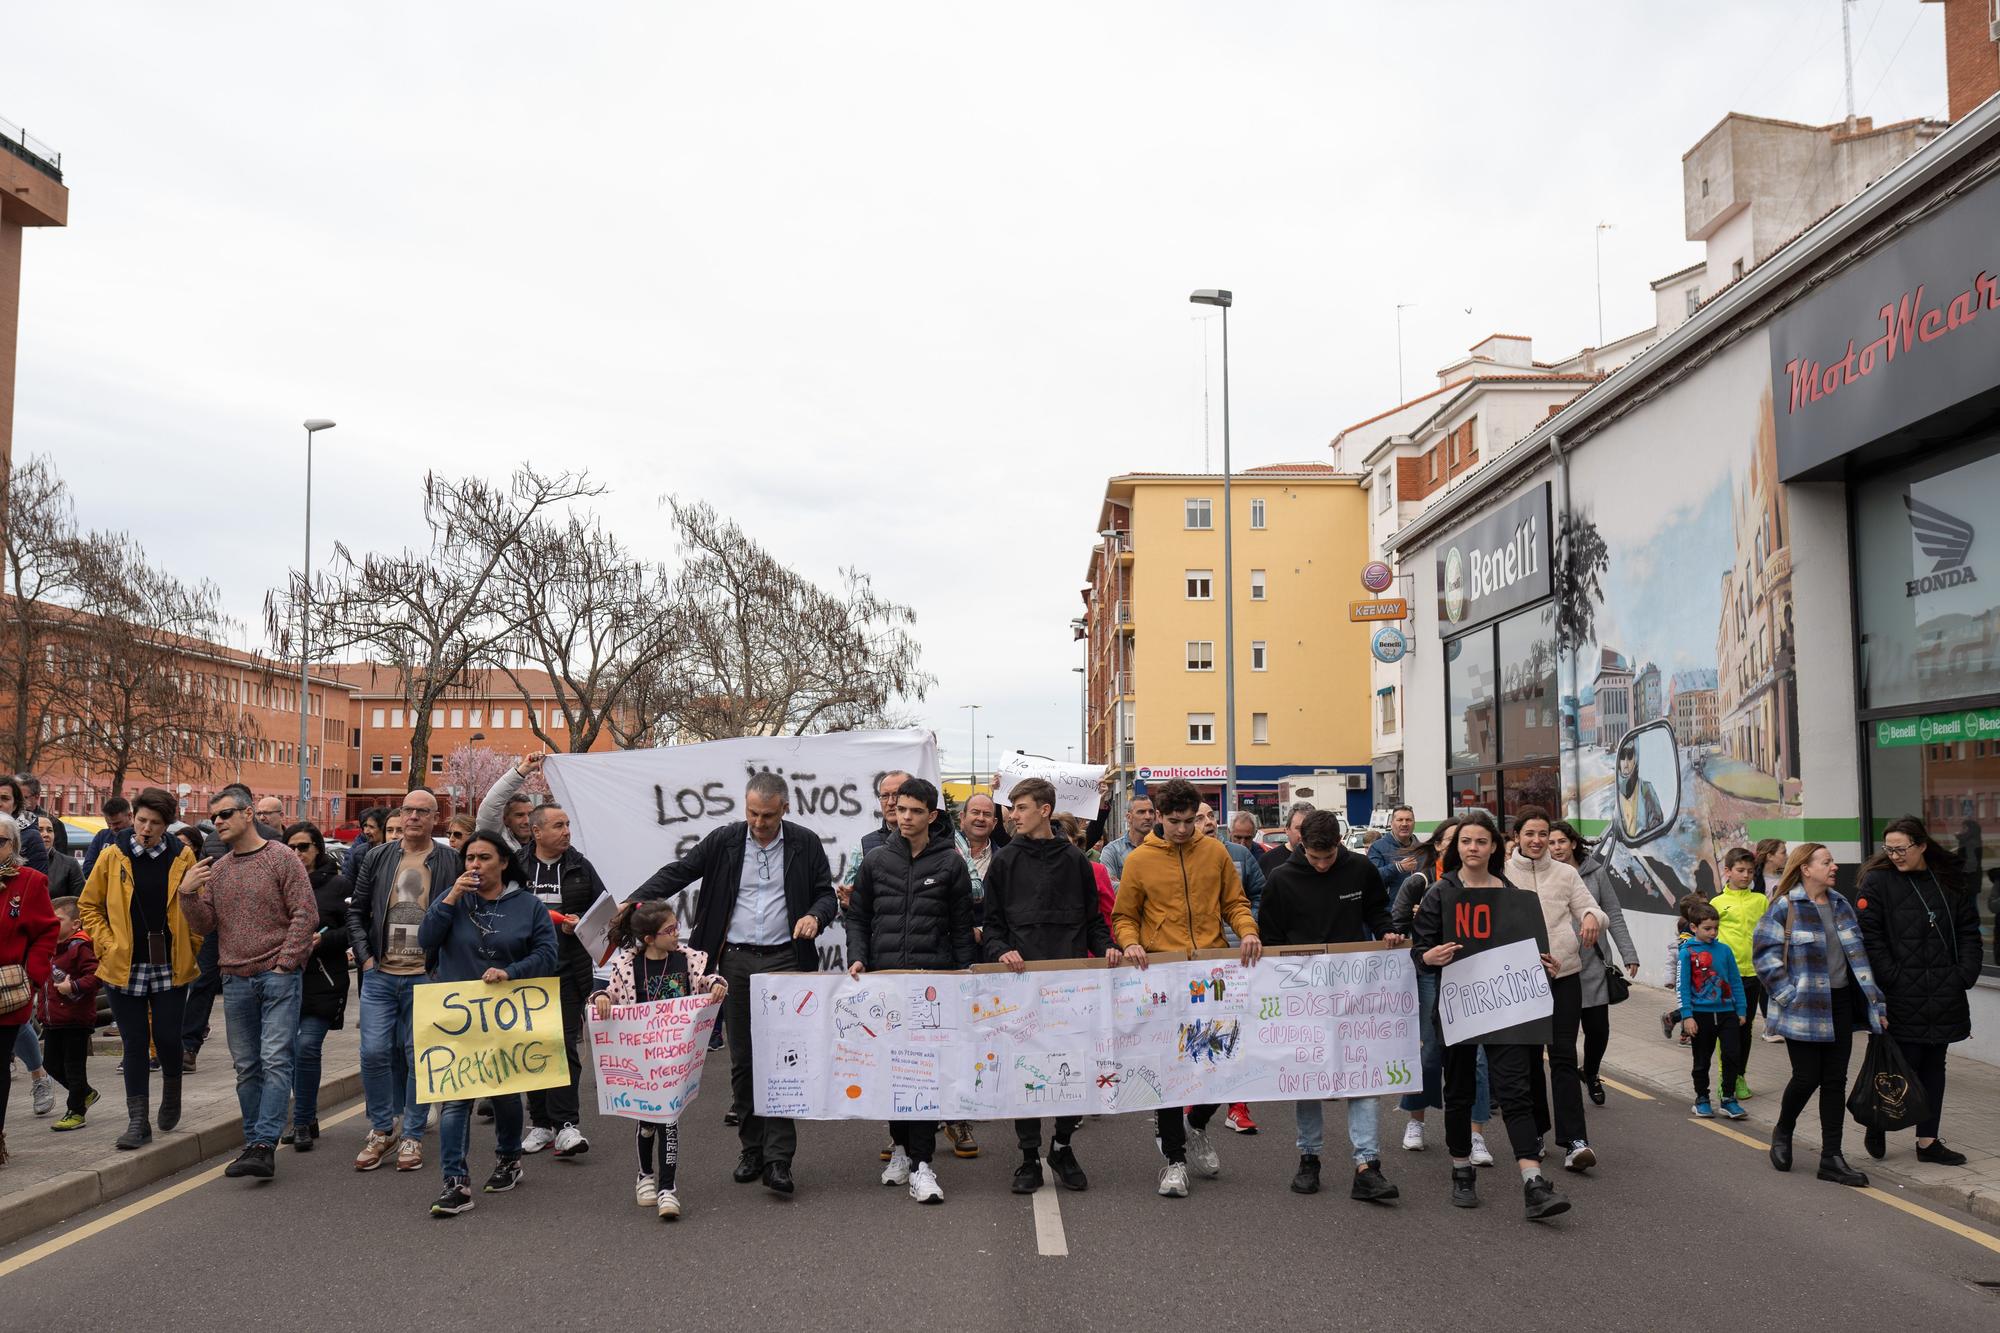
416, 829, 558, 1218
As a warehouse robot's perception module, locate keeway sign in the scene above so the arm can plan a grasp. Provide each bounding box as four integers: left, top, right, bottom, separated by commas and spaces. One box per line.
1770, 171, 2000, 480
1349, 598, 1409, 621
1435, 482, 1552, 632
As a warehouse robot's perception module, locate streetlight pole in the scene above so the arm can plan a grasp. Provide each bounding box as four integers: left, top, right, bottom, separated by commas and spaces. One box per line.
1594, 223, 1613, 347
299, 419, 335, 819
1189, 289, 1235, 819
961, 703, 980, 789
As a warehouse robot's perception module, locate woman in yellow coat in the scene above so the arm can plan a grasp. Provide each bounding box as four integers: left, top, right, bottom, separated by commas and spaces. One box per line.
78, 787, 199, 1149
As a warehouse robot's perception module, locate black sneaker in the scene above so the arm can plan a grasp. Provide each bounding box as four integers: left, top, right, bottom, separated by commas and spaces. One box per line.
732, 1150, 765, 1183
1289, 1154, 1321, 1194
484, 1158, 524, 1193
1048, 1143, 1088, 1191
292, 1121, 319, 1153
1350, 1161, 1398, 1203
224, 1147, 257, 1178
1523, 1174, 1570, 1220
722, 1109, 741, 1127
1864, 1126, 1886, 1160
1586, 1078, 1606, 1106
227, 1144, 275, 1180
1012, 1157, 1043, 1194
431, 1178, 475, 1217
1450, 1165, 1478, 1208
474, 1100, 495, 1122
1917, 1139, 1968, 1167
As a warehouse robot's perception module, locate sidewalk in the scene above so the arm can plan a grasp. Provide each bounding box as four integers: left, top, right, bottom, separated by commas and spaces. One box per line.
1, 1017, 362, 1247
1600, 984, 2000, 1225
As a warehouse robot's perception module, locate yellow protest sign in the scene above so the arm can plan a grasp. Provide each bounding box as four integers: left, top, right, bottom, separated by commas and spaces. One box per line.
412, 976, 569, 1104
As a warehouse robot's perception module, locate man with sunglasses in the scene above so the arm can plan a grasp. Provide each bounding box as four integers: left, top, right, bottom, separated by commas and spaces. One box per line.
186, 783, 283, 1072
345, 788, 463, 1173
177, 790, 317, 1180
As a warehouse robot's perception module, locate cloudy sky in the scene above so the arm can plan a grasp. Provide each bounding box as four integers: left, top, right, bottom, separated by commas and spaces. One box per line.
7, 1, 1949, 776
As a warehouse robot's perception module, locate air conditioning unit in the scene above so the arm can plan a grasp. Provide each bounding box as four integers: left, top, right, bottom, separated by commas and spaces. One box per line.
1342, 773, 1368, 791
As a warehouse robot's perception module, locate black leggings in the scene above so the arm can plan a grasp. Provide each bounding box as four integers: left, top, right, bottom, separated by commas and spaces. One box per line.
1156, 1104, 1218, 1165
107, 986, 188, 1100
1580, 1005, 1609, 1080
1776, 984, 1861, 1155
1445, 1042, 1540, 1163
1897, 1039, 1949, 1141
636, 1121, 679, 1188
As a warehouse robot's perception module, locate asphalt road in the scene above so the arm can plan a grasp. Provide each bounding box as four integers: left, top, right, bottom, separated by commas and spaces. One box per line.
6, 1058, 2000, 1330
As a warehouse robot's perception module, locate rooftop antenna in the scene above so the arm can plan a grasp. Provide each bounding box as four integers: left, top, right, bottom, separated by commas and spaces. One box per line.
1594, 221, 1614, 347
1840, 0, 1858, 127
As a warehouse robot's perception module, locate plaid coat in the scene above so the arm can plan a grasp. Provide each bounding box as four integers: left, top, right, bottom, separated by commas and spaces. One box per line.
1752, 887, 1887, 1042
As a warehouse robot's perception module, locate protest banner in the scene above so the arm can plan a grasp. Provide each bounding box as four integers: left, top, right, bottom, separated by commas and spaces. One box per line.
587, 994, 723, 1123
749, 948, 1419, 1119
991, 753, 1106, 820
412, 977, 569, 1104
544, 728, 941, 971
1436, 937, 1555, 1046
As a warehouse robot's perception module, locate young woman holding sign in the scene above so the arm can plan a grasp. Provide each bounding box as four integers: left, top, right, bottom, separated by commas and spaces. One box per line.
1410, 812, 1570, 1222
416, 830, 559, 1218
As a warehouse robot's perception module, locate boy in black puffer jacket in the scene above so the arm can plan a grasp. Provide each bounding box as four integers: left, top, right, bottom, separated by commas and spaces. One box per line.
845, 776, 975, 1205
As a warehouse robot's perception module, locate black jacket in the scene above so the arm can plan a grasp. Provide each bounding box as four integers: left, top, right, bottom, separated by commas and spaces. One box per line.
981, 834, 1110, 964
514, 843, 608, 974
845, 815, 976, 971
1855, 863, 1982, 1045
345, 839, 464, 970
301, 860, 352, 1027
1258, 845, 1391, 946
632, 820, 838, 973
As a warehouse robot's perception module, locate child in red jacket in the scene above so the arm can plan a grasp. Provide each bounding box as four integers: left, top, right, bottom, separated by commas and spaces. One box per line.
40, 897, 100, 1130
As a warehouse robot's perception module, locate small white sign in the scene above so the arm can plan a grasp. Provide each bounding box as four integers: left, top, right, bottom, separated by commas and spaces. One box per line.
1437, 938, 1553, 1046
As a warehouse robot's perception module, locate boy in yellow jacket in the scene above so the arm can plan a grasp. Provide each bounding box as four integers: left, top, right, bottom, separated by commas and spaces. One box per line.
1711, 847, 1770, 1100
1110, 778, 1261, 1199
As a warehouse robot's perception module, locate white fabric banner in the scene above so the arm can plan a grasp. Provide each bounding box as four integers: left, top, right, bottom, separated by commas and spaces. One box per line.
1436, 937, 1555, 1046
587, 995, 722, 1124
991, 753, 1106, 819
749, 949, 1420, 1119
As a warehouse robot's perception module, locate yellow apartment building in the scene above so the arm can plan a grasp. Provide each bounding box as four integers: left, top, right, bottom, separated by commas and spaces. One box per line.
1078, 464, 1377, 832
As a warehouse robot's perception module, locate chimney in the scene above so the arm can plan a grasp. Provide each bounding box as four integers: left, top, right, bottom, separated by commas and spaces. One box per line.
1924, 0, 2000, 122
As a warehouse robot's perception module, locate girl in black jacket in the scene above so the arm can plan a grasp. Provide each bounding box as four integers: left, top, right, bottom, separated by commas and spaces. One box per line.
1854, 816, 1982, 1166
284, 823, 352, 1152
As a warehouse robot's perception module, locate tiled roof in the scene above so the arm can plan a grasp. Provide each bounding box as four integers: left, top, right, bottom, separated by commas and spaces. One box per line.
1243, 462, 1337, 474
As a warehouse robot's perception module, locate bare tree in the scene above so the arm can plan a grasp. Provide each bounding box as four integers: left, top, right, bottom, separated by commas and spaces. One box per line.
0, 455, 95, 772
281, 466, 603, 788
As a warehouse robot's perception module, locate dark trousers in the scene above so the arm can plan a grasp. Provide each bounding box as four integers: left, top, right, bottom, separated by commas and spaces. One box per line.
1580, 1004, 1609, 1080
525, 964, 589, 1130
1737, 977, 1763, 1077
1897, 1039, 1949, 1140
1155, 1103, 1218, 1164
1530, 972, 1588, 1146
1777, 984, 1861, 1155
1015, 1115, 1081, 1156
720, 945, 799, 1164
889, 1119, 938, 1165
110, 986, 187, 1100
43, 1025, 94, 1114
181, 933, 221, 1052
1446, 1041, 1540, 1163
0, 1023, 17, 1134
1690, 1013, 1744, 1100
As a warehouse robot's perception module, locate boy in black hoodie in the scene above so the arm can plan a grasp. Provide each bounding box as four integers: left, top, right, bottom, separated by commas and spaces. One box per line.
982, 778, 1117, 1194
1257, 810, 1403, 1203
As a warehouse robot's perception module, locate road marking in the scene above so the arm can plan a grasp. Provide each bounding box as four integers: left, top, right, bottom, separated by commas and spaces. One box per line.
1032, 1165, 1068, 1257
1595, 1075, 1654, 1102
1691, 1117, 2000, 1256
0, 1099, 364, 1280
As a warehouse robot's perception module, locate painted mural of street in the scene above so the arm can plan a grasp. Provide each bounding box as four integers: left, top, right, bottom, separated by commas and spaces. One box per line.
1577, 740, 1791, 912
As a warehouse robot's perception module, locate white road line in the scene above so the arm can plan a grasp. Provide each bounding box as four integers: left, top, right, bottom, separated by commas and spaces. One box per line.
1031, 1165, 1069, 1257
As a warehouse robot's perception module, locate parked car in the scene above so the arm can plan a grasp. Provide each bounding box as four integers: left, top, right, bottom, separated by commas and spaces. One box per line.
1344, 825, 1384, 852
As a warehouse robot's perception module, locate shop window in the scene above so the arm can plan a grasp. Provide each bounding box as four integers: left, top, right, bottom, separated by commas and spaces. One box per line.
1446, 625, 1497, 769
1867, 724, 1999, 978
1499, 612, 1558, 761
1188, 713, 1215, 744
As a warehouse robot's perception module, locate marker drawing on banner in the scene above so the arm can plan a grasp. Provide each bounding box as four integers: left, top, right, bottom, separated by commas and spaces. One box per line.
1436, 937, 1555, 1046
991, 753, 1106, 820
412, 977, 569, 1104
587, 994, 722, 1123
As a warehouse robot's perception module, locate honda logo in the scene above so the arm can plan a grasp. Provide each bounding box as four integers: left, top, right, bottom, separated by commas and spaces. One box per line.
1905, 495, 1977, 597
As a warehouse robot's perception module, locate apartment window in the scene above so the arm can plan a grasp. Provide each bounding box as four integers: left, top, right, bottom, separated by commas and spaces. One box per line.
1251, 712, 1269, 745
1685, 287, 1700, 318
1250, 570, 1266, 600
1377, 471, 1391, 512
1186, 570, 1213, 600
371, 708, 385, 728
511, 709, 524, 728
1186, 640, 1214, 671
1731, 258, 1745, 281
391, 708, 404, 728
430, 754, 445, 775
1380, 687, 1398, 734
369, 754, 383, 775
389, 755, 404, 774
1249, 499, 1266, 529
432, 709, 444, 727
470, 709, 483, 728
1187, 713, 1215, 745
1251, 641, 1267, 671
1185, 498, 1213, 530
448, 708, 462, 728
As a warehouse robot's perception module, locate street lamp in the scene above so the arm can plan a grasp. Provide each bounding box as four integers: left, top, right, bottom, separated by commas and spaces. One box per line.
1188, 288, 1236, 818
961, 703, 980, 789
298, 419, 335, 819
984, 732, 993, 779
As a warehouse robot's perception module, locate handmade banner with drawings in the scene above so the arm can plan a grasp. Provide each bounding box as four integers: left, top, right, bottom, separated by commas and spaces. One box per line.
587, 994, 723, 1123
749, 948, 1420, 1119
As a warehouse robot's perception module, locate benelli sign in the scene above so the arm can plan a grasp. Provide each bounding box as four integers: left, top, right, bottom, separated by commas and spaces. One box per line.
1436, 482, 1552, 632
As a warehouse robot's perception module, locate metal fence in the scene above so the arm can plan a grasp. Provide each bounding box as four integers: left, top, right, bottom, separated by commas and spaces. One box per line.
0, 114, 63, 179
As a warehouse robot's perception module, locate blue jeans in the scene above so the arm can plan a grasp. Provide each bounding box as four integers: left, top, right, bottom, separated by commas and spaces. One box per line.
359, 968, 431, 1138
13, 1020, 42, 1071
222, 970, 303, 1147
1295, 1095, 1381, 1165
439, 1093, 524, 1182
1401, 970, 1491, 1121
292, 1015, 333, 1128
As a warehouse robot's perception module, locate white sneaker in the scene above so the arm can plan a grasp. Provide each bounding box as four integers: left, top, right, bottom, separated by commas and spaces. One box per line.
552, 1123, 589, 1158
656, 1188, 681, 1219
635, 1172, 658, 1207
1469, 1132, 1494, 1167
881, 1145, 911, 1186
1157, 1161, 1190, 1197
1564, 1141, 1597, 1171
1401, 1119, 1425, 1152
520, 1126, 556, 1155
1185, 1128, 1221, 1178
908, 1162, 943, 1204
32, 1074, 55, 1117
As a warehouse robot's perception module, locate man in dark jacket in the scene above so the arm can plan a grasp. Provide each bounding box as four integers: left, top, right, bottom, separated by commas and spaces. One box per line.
631, 771, 838, 1196
1367, 805, 1423, 896
1258, 810, 1403, 1204
845, 776, 975, 1205
837, 769, 909, 906
982, 777, 1115, 1194
514, 803, 610, 1159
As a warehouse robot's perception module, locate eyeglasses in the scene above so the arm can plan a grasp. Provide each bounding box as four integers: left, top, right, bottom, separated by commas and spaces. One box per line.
400, 806, 435, 817
1882, 842, 1917, 856
288, 841, 315, 852
212, 806, 243, 821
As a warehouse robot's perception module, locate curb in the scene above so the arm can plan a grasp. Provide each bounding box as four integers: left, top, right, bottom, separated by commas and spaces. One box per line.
0, 1067, 364, 1249
1601, 1054, 2000, 1229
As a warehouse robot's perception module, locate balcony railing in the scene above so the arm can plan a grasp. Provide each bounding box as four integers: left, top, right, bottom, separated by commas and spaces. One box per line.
1114, 600, 1133, 626
0, 115, 62, 181
1110, 672, 1133, 697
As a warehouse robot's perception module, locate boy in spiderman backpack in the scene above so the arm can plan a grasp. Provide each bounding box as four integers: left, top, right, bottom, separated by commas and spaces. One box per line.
1676, 896, 1748, 1121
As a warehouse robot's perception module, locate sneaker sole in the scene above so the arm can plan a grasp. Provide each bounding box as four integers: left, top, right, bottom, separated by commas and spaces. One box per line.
484, 1175, 522, 1194
431, 1201, 475, 1217
658, 1208, 681, 1220
1526, 1198, 1572, 1220
1565, 1152, 1596, 1171
553, 1144, 590, 1159
952, 1147, 980, 1158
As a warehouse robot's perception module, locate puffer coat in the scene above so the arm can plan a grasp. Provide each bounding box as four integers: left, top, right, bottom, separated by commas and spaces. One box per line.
845, 814, 977, 971
1855, 862, 1982, 1045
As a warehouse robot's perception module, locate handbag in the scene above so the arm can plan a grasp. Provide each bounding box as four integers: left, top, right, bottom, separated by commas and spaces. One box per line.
1846, 1033, 1930, 1132
1602, 962, 1631, 1005
0, 962, 28, 1014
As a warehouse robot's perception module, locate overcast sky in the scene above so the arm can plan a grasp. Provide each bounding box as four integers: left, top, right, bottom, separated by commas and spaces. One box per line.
7, 1, 1949, 777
